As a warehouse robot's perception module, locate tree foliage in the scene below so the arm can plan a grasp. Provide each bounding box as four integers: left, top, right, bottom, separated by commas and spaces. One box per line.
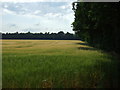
72, 2, 120, 53
1, 31, 79, 40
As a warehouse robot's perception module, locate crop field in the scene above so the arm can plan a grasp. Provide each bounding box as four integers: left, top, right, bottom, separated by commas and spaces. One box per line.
2, 40, 119, 88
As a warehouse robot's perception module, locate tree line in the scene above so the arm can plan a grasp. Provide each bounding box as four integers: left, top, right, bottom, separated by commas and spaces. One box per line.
72, 2, 120, 54
1, 31, 79, 40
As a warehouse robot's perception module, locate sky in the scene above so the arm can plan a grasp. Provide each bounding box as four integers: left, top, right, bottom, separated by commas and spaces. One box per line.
0, 0, 76, 33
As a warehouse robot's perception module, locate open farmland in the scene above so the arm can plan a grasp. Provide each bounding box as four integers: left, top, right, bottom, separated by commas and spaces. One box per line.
2, 40, 119, 88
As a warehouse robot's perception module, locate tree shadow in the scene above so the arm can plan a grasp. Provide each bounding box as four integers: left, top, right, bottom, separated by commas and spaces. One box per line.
76, 42, 97, 51
77, 47, 97, 51
76, 42, 88, 46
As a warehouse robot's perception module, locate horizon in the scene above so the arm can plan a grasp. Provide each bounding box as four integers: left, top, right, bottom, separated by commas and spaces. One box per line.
1, 31, 75, 34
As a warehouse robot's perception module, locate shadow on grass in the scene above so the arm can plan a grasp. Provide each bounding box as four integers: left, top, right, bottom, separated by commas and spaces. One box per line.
77, 47, 97, 51
76, 42, 97, 51
76, 42, 88, 46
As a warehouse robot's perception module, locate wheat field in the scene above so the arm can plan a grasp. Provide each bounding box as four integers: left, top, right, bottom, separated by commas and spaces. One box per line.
2, 40, 119, 88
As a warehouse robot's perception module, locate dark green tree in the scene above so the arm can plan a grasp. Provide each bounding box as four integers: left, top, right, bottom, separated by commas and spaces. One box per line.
72, 2, 120, 53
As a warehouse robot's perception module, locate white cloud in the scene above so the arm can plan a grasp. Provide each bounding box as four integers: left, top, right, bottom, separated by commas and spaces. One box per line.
4, 5, 8, 8
63, 12, 74, 22
60, 6, 66, 9
34, 10, 41, 15
44, 13, 62, 18
1, 0, 75, 2
3, 8, 16, 15
60, 4, 70, 9
21, 8, 28, 11
59, 2, 73, 14
15, 5, 21, 8
16, 13, 40, 18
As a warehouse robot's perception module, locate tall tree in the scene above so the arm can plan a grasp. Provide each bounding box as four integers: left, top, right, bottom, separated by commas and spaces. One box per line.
72, 2, 120, 53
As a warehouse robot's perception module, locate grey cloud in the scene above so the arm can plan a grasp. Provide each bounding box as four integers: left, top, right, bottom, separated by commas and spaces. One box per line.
9, 24, 17, 28
35, 23, 40, 26
2, 2, 72, 16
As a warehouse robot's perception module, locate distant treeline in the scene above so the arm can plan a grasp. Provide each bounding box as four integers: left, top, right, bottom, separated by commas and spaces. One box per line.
1, 31, 79, 40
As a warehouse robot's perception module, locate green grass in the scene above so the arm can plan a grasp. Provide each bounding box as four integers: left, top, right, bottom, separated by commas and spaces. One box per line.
2, 40, 119, 88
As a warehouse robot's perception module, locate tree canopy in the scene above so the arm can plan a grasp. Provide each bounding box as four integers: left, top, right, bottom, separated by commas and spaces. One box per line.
72, 2, 120, 53
1, 31, 79, 40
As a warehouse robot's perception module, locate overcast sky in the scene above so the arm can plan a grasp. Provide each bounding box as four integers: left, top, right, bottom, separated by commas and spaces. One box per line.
0, 0, 76, 33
